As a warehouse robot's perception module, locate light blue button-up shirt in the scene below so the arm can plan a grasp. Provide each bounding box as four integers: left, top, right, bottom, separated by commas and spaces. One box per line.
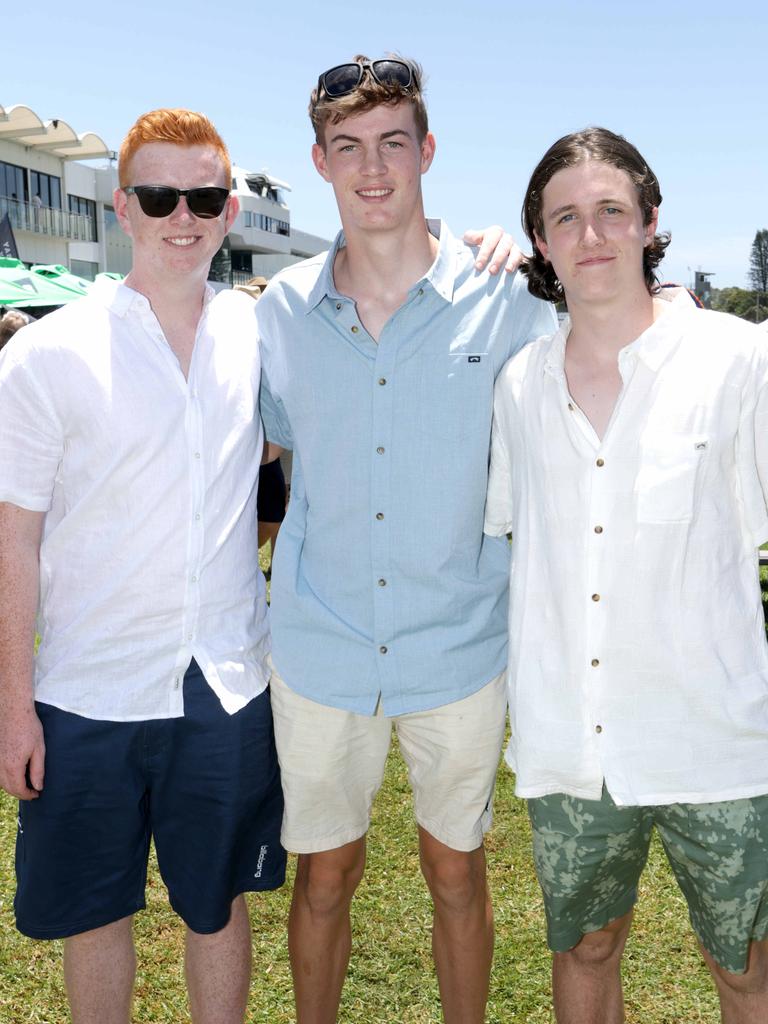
257, 221, 556, 715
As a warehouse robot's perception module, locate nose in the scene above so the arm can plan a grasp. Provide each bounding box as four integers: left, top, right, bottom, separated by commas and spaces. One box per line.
169, 195, 196, 222
579, 218, 603, 247
360, 144, 387, 176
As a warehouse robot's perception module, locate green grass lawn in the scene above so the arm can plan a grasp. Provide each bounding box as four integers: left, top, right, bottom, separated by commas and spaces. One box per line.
0, 744, 721, 1023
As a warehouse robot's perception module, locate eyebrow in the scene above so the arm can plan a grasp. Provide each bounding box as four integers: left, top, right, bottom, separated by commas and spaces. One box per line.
329, 129, 412, 145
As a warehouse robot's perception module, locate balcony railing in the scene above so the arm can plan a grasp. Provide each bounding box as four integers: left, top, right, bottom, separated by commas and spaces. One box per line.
0, 194, 95, 243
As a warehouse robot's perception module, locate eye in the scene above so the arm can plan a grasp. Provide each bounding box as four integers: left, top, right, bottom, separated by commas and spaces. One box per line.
602, 206, 622, 216
337, 143, 357, 153
557, 212, 576, 225
383, 140, 404, 150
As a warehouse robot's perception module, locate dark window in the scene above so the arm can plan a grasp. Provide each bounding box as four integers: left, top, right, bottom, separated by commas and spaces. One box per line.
30, 170, 62, 209
68, 195, 98, 241
0, 160, 28, 203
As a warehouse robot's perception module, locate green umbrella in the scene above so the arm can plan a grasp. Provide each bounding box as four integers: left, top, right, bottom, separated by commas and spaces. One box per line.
31, 263, 92, 297
0, 257, 84, 308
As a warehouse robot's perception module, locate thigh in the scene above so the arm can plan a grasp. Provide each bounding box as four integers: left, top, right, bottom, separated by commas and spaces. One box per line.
269, 661, 392, 854
396, 673, 507, 853
527, 788, 653, 953
656, 794, 768, 974
15, 704, 149, 939
151, 662, 286, 934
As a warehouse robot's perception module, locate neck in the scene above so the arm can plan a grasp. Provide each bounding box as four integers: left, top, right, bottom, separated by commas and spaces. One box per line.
334, 212, 437, 301
566, 289, 657, 358
124, 266, 208, 324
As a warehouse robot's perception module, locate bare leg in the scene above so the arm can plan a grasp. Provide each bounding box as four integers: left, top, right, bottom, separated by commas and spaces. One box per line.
701, 937, 768, 1024
418, 827, 493, 1024
63, 915, 136, 1024
185, 895, 252, 1024
288, 838, 366, 1024
551, 911, 633, 1024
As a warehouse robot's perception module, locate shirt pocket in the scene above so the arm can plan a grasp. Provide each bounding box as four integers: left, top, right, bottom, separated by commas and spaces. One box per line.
416, 353, 494, 442
635, 433, 709, 524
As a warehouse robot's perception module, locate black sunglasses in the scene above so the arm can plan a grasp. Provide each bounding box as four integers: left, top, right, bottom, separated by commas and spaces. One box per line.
317, 59, 418, 100
123, 185, 230, 219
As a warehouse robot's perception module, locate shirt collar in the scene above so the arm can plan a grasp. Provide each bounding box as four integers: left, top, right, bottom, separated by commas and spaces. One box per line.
88, 275, 215, 319
305, 218, 458, 314
543, 289, 698, 377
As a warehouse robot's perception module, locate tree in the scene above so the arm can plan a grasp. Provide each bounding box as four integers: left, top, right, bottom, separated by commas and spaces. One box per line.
710, 287, 762, 323
748, 229, 768, 294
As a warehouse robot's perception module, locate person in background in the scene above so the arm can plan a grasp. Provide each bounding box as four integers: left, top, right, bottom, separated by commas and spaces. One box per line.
0, 309, 34, 350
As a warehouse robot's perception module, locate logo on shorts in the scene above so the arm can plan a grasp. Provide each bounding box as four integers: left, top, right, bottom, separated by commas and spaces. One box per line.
253, 844, 269, 879
17, 816, 23, 835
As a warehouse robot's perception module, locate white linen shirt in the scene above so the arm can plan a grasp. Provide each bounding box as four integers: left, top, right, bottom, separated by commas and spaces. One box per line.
0, 278, 269, 720
485, 292, 768, 806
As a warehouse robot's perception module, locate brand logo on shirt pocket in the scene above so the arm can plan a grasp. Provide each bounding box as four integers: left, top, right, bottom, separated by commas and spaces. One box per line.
468, 355, 482, 363
636, 433, 709, 524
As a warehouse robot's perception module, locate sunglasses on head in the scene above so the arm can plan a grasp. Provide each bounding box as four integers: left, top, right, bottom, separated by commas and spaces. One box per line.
123, 185, 230, 219
317, 59, 418, 100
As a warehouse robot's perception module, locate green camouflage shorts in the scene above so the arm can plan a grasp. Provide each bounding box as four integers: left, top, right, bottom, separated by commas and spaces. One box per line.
527, 787, 768, 973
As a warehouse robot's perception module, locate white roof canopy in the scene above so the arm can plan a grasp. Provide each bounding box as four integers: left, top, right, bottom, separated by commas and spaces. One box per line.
0, 103, 111, 161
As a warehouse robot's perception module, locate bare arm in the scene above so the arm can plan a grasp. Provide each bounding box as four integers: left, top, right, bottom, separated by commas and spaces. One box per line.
262, 442, 284, 465
0, 502, 45, 799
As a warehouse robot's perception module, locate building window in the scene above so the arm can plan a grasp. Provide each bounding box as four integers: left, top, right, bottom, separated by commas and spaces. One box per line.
30, 170, 62, 209
70, 259, 99, 281
0, 160, 28, 204
68, 195, 98, 241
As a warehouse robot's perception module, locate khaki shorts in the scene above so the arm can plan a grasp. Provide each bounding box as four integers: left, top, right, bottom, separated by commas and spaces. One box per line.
528, 786, 768, 974
269, 661, 507, 854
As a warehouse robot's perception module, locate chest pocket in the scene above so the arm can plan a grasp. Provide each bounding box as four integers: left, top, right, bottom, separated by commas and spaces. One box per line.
635, 434, 709, 524
416, 353, 494, 442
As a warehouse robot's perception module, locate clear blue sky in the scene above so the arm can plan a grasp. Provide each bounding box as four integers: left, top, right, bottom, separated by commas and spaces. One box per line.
5, 0, 765, 288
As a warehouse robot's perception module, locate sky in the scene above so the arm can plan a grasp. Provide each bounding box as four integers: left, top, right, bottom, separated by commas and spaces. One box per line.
4, 0, 765, 289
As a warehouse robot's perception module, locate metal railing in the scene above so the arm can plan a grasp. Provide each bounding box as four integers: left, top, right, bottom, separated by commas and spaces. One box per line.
0, 194, 95, 243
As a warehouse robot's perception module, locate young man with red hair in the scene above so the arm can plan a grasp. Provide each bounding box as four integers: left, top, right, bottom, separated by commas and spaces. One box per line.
0, 108, 285, 1024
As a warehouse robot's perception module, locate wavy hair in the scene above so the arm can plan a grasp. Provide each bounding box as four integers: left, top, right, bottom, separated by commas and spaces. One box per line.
310, 54, 428, 147
521, 127, 671, 304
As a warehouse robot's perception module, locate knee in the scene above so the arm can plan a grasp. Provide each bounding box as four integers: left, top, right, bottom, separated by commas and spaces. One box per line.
710, 945, 768, 998
421, 849, 486, 914
295, 848, 365, 917
558, 921, 629, 971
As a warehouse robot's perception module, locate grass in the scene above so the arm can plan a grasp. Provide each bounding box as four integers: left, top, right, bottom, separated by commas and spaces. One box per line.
1, 550, 763, 1021
0, 745, 722, 1023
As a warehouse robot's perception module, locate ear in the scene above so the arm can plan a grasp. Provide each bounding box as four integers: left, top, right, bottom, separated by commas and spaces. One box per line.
420, 132, 436, 175
113, 186, 133, 237
533, 229, 550, 263
644, 206, 659, 246
312, 143, 331, 182
224, 193, 240, 232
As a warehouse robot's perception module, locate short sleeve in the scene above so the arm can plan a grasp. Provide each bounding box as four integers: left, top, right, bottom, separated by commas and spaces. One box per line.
0, 347, 63, 510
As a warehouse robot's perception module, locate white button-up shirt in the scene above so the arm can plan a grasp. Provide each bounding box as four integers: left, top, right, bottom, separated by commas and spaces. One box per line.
0, 278, 269, 720
485, 292, 768, 805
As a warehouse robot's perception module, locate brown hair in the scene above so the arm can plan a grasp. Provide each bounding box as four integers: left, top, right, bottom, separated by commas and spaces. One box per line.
118, 108, 231, 188
309, 55, 428, 147
521, 126, 671, 304
0, 309, 34, 350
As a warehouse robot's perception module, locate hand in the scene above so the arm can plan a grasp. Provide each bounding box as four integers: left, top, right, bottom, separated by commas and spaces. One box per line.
463, 225, 525, 275
0, 703, 45, 800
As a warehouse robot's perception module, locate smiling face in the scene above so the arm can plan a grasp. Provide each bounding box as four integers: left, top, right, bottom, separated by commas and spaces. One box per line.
114, 142, 238, 287
534, 159, 658, 309
311, 101, 435, 238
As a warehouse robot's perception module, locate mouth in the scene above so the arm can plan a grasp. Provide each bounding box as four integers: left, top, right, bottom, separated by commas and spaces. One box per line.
356, 188, 393, 200
577, 255, 615, 267
164, 236, 201, 247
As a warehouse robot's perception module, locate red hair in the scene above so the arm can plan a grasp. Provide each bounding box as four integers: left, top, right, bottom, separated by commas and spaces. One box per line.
119, 108, 231, 187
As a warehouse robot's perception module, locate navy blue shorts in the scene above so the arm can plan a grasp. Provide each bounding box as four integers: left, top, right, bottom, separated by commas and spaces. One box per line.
15, 660, 286, 939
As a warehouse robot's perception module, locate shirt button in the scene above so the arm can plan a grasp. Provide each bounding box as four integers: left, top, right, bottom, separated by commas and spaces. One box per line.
195, 452, 201, 459
335, 302, 342, 310
378, 378, 387, 386
351, 325, 359, 334
418, 287, 424, 296
376, 446, 385, 454
378, 578, 387, 587
591, 658, 600, 667
375, 512, 384, 520
567, 402, 574, 411
596, 458, 605, 467
192, 575, 198, 582
379, 645, 388, 654
595, 724, 603, 734
594, 525, 603, 534
195, 513, 201, 521
591, 593, 600, 602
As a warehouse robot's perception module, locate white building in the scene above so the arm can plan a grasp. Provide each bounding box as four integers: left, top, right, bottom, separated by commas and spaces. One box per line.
1, 101, 328, 283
